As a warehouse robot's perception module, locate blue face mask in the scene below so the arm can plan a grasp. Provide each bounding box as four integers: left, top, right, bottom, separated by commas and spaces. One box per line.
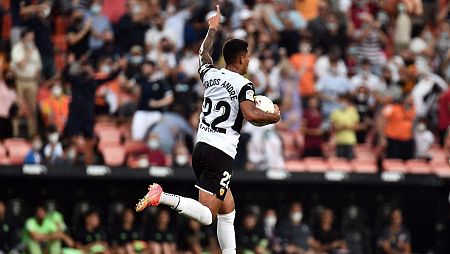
90, 4, 102, 15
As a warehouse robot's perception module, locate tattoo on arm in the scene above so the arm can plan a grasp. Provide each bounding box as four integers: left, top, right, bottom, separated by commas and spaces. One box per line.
199, 28, 217, 65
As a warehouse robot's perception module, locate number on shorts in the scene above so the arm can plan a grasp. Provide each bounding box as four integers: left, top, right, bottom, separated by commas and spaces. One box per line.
220, 171, 231, 189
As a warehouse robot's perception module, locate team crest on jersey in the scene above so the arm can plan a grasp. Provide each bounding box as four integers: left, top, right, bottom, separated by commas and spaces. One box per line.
246, 90, 255, 101
219, 188, 226, 197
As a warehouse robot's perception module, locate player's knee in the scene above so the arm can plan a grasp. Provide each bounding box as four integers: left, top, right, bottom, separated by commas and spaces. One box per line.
217, 209, 236, 224
199, 209, 213, 225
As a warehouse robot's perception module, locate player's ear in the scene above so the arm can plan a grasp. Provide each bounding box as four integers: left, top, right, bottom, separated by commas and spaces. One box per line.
239, 54, 244, 65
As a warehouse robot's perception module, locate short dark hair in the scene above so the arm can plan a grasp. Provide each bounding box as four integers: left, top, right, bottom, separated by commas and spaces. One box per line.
223, 39, 248, 65
20, 29, 33, 39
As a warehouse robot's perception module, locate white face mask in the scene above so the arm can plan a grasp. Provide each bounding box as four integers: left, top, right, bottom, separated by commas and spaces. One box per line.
90, 4, 102, 15
398, 3, 407, 13
52, 85, 63, 97
175, 155, 188, 165
42, 6, 51, 18
32, 141, 42, 151
148, 139, 160, 149
48, 133, 59, 144
25, 42, 34, 49
130, 55, 143, 64
417, 123, 426, 132
300, 43, 311, 53
138, 158, 149, 168
290, 212, 303, 223
67, 148, 77, 160
100, 65, 112, 75
132, 4, 142, 14
264, 216, 277, 228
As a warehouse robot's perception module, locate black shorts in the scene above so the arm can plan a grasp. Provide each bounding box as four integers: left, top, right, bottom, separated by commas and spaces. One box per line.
192, 142, 233, 201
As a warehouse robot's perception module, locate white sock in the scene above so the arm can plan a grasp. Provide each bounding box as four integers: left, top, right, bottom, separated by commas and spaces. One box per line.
217, 210, 236, 254
159, 192, 213, 225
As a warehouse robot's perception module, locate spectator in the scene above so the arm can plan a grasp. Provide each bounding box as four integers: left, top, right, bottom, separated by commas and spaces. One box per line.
316, 57, 352, 122
63, 56, 123, 165
145, 16, 171, 50
394, 2, 413, 53
330, 94, 359, 160
0, 67, 17, 140
43, 125, 64, 165
352, 13, 388, 74
276, 202, 315, 254
313, 208, 348, 254
289, 39, 316, 105
352, 86, 374, 144
302, 96, 324, 158
20, 0, 55, 79
380, 96, 416, 160
91, 31, 122, 68
341, 206, 370, 254
23, 205, 73, 254
411, 72, 447, 120
438, 88, 450, 146
0, 201, 17, 253
131, 60, 174, 141
39, 81, 70, 133
110, 208, 147, 254
10, 29, 41, 138
350, 59, 384, 93
87, 0, 113, 50
379, 66, 403, 105
305, 0, 328, 53
125, 45, 145, 79
24, 135, 43, 164
67, 8, 91, 59
128, 133, 167, 168
278, 62, 302, 131
414, 119, 435, 160
378, 209, 412, 254
147, 38, 178, 78
114, 1, 149, 52
314, 48, 347, 79
236, 211, 269, 254
146, 209, 177, 254
262, 209, 281, 253
177, 219, 218, 254
172, 143, 190, 168
73, 210, 109, 254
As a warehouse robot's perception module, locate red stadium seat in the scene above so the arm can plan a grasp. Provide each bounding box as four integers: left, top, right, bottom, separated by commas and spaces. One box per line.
102, 145, 125, 167
304, 157, 328, 172
355, 145, 376, 162
123, 140, 146, 154
8, 143, 31, 165
382, 159, 407, 173
0, 144, 6, 158
430, 147, 447, 164
431, 163, 450, 178
406, 160, 431, 174
327, 157, 352, 172
285, 159, 307, 172
278, 130, 300, 160
351, 160, 378, 173
4, 138, 29, 148
97, 128, 121, 144
94, 122, 118, 135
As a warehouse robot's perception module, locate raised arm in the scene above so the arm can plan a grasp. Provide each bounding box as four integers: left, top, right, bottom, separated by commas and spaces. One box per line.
198, 5, 221, 66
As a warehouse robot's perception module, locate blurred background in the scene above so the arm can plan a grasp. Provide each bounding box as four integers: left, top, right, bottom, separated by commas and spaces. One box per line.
0, 0, 450, 253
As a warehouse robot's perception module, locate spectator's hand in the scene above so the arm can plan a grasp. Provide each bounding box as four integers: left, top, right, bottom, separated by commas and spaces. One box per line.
149, 99, 159, 108
208, 5, 221, 30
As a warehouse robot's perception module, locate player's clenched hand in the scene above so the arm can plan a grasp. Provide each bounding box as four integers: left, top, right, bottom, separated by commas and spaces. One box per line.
273, 104, 281, 122
208, 5, 221, 30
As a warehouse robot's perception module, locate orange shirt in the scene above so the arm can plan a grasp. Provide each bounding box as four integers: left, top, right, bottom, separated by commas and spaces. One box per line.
383, 104, 416, 141
40, 95, 70, 132
295, 0, 320, 21
290, 53, 316, 96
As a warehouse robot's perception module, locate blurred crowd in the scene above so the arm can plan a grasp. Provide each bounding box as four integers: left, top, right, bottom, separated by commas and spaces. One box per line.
0, 0, 450, 169
5, 199, 446, 254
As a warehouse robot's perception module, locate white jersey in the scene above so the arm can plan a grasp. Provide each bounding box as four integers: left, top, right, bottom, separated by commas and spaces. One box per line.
197, 63, 255, 159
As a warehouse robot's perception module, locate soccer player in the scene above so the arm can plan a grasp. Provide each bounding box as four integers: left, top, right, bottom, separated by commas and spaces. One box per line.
135, 6, 280, 254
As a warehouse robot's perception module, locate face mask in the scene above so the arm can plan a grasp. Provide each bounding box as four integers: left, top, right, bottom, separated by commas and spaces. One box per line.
357, 92, 367, 101
138, 158, 149, 168
67, 148, 77, 160
175, 155, 188, 165
327, 22, 338, 31
48, 133, 59, 144
148, 139, 160, 149
52, 85, 63, 97
329, 67, 339, 76
100, 65, 112, 75
132, 4, 142, 14
361, 70, 371, 77
265, 216, 277, 228
417, 123, 426, 132
42, 7, 51, 18
300, 43, 311, 53
90, 4, 102, 15
130, 55, 143, 64
290, 212, 303, 223
32, 141, 42, 151
25, 42, 33, 49
398, 3, 407, 13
